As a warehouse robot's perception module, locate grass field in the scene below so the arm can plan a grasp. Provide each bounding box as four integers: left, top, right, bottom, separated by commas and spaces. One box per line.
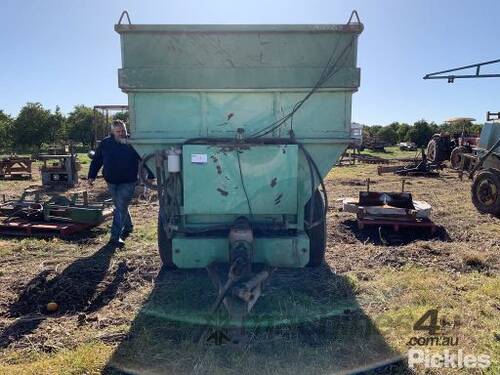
359, 146, 421, 160
0, 157, 498, 374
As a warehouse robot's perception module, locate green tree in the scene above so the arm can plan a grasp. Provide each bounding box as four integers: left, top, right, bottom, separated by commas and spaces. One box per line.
388, 121, 401, 134
470, 123, 483, 135
396, 123, 411, 142
378, 125, 398, 145
440, 119, 482, 137
407, 120, 437, 147
66, 105, 95, 147
12, 103, 52, 152
363, 125, 382, 138
0, 110, 14, 152
45, 105, 66, 144
113, 111, 129, 123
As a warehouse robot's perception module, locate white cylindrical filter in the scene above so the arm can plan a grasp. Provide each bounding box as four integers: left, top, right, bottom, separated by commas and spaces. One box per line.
167, 148, 181, 172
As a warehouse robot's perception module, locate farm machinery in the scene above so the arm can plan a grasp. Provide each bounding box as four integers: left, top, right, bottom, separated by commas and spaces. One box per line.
92, 104, 129, 150
425, 117, 480, 167
0, 155, 33, 180
458, 122, 500, 214
424, 60, 500, 215
0, 188, 113, 236
114, 10, 363, 337
38, 146, 80, 188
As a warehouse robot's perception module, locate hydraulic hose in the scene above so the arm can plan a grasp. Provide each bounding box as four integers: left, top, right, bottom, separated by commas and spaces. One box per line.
298, 143, 328, 228
139, 153, 159, 190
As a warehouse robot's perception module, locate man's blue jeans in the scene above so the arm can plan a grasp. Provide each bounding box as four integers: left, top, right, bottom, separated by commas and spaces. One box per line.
108, 182, 136, 241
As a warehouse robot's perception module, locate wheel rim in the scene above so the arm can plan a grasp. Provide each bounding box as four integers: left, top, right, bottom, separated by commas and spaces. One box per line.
428, 142, 436, 160
451, 150, 462, 168
477, 177, 498, 206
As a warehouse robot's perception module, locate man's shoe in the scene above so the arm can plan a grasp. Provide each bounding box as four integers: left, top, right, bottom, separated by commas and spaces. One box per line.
107, 238, 125, 248
121, 229, 133, 240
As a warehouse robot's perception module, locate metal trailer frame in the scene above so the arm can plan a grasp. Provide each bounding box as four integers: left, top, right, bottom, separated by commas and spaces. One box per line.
92, 105, 129, 149
424, 59, 500, 214
423, 59, 500, 83
116, 11, 363, 270
114, 8, 363, 342
0, 156, 33, 180
38, 153, 80, 187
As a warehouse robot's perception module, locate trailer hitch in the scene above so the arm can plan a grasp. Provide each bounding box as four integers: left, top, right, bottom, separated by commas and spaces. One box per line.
193, 217, 275, 344
195, 263, 275, 345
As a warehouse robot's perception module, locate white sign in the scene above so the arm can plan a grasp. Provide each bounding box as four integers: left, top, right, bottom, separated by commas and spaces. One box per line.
191, 153, 208, 164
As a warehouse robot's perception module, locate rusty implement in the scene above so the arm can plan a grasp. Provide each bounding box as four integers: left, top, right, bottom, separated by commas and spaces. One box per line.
38, 153, 80, 187
0, 219, 92, 238
342, 181, 437, 234
0, 156, 33, 180
42, 192, 114, 225
376, 162, 443, 176
377, 165, 409, 175
0, 189, 113, 229
344, 191, 431, 218
355, 154, 391, 164
377, 155, 443, 177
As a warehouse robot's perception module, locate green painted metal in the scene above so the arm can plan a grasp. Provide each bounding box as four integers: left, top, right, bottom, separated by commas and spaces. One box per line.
129, 91, 352, 140
43, 206, 110, 225
115, 17, 362, 268
478, 122, 500, 171
183, 144, 297, 215
479, 123, 500, 151
172, 233, 310, 268
115, 24, 360, 90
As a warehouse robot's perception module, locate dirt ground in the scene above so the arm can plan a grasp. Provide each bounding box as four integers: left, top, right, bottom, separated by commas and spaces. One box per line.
0, 158, 498, 374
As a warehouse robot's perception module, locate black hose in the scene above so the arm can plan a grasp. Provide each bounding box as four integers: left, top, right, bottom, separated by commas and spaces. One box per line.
236, 150, 253, 217
249, 36, 357, 139
298, 143, 328, 226
139, 153, 159, 190
304, 147, 316, 228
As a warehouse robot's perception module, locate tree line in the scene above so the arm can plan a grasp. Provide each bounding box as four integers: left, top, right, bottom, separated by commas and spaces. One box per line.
0, 102, 484, 153
364, 120, 483, 148
0, 103, 128, 153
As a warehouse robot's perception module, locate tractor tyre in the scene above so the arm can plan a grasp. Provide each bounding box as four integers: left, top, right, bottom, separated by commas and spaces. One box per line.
426, 139, 438, 162
450, 146, 466, 169
305, 189, 326, 267
471, 169, 500, 215
158, 214, 177, 269
426, 138, 447, 163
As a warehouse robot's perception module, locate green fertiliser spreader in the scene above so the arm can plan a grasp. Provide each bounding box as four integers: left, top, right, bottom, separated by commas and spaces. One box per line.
115, 10, 363, 338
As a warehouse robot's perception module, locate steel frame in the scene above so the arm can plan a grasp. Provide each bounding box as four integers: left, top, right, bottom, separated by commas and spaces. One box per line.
92, 105, 129, 149
423, 58, 500, 83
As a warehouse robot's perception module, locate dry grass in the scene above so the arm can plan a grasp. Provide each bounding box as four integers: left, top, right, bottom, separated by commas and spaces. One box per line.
0, 161, 498, 374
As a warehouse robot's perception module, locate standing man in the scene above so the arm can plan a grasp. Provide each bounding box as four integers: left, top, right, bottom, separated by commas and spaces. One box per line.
88, 120, 152, 247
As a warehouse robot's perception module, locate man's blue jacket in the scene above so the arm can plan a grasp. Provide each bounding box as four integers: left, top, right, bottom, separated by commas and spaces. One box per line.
88, 136, 151, 184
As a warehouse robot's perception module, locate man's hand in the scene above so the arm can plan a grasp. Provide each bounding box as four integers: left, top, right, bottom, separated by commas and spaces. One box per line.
87, 178, 95, 188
